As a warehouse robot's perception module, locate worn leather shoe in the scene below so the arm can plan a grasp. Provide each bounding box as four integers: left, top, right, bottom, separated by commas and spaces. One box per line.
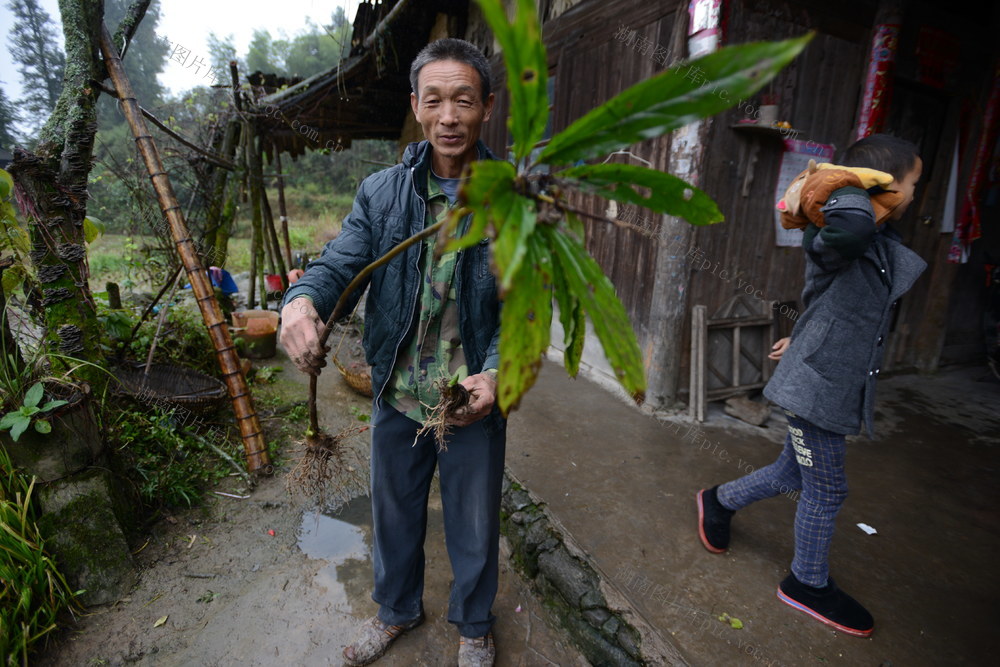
458, 631, 495, 667
342, 613, 424, 666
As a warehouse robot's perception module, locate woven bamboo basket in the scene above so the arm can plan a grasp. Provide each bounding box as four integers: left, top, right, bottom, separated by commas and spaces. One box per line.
333, 357, 373, 398
112, 362, 228, 413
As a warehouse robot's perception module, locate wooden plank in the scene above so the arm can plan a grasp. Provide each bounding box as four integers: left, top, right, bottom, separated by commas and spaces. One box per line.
690, 305, 707, 421
707, 382, 768, 401
732, 325, 741, 387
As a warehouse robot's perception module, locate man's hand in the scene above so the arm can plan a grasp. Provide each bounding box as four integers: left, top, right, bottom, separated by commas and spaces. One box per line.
448, 372, 498, 427
279, 298, 329, 375
768, 337, 791, 361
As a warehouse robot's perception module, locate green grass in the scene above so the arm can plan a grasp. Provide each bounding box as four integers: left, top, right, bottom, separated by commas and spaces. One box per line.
87, 208, 347, 291
0, 448, 81, 664
110, 405, 242, 510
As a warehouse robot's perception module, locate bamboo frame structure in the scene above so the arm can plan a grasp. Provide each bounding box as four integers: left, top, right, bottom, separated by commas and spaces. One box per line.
99, 24, 271, 473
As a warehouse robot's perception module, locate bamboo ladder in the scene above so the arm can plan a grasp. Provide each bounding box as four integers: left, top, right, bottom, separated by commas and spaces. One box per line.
99, 25, 271, 473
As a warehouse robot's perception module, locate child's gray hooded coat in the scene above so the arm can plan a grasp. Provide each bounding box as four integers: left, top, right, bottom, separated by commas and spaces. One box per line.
763, 187, 927, 436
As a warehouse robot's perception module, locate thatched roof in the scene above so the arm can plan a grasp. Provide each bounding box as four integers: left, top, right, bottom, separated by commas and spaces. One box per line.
258, 0, 464, 159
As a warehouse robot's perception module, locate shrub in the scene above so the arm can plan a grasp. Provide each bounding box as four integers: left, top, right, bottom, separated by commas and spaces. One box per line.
110, 405, 239, 511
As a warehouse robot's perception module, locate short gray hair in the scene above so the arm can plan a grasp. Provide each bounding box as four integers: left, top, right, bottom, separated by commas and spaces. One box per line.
409, 38, 491, 102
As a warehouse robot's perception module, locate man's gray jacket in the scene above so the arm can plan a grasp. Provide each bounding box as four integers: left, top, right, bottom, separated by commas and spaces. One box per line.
763, 187, 927, 436
283, 140, 504, 434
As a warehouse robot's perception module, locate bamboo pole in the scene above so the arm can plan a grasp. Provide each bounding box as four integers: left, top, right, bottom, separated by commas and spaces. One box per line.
204, 118, 241, 264
273, 147, 293, 270
261, 177, 289, 292
246, 122, 267, 309
261, 191, 278, 279
100, 25, 271, 473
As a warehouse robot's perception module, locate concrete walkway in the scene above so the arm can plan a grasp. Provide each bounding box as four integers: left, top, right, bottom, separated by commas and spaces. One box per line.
505, 359, 1000, 665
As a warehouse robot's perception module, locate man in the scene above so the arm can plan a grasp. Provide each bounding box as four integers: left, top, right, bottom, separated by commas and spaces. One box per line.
279, 38, 504, 666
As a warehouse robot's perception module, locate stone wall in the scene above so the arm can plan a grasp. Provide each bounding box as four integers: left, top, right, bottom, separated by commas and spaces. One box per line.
501, 474, 645, 666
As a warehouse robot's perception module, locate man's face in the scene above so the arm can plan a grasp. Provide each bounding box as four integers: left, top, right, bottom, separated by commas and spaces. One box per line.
410, 60, 494, 167
891, 157, 922, 220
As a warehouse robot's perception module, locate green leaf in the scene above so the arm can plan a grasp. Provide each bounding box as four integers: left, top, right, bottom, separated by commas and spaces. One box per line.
549, 213, 587, 377
475, 0, 548, 163
559, 163, 723, 226
0, 169, 12, 201
23, 382, 44, 409
34, 420, 51, 435
538, 33, 814, 165
9, 416, 29, 442
542, 225, 646, 402
497, 235, 553, 414
83, 216, 106, 244
0, 411, 20, 430
446, 160, 534, 291
490, 192, 535, 293
1, 263, 27, 295
1, 204, 31, 257
40, 400, 69, 412
446, 160, 517, 252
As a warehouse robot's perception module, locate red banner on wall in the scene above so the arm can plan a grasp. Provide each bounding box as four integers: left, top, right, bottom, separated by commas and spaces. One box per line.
854, 23, 900, 141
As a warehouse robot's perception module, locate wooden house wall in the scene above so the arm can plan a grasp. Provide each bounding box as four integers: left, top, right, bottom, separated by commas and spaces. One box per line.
679, 0, 869, 393
462, 0, 994, 400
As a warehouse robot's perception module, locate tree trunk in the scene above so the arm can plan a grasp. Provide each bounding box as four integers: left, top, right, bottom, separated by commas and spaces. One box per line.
9, 0, 106, 387
203, 117, 241, 266
3, 0, 156, 610
246, 123, 268, 309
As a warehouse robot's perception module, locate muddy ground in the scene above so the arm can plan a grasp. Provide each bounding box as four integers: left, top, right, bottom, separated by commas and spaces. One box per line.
36, 332, 586, 667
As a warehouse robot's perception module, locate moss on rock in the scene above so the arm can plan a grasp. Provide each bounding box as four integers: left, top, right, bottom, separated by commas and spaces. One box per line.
38, 469, 137, 606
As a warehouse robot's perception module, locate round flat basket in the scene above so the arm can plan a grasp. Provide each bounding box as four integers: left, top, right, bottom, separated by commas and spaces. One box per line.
112, 362, 228, 413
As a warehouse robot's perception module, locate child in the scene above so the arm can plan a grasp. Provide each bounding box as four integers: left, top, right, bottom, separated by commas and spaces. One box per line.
696, 134, 926, 637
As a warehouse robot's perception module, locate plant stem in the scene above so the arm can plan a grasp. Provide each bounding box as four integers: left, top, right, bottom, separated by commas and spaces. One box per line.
307, 218, 447, 434
181, 427, 251, 483
143, 273, 182, 377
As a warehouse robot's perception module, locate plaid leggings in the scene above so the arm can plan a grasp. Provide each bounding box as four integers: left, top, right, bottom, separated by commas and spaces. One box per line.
716, 411, 848, 587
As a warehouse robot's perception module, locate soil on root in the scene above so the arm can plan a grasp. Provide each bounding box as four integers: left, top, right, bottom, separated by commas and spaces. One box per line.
416, 380, 471, 451
284, 426, 369, 511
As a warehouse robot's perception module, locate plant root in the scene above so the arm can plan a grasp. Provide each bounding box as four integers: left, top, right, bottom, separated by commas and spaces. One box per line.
285, 425, 370, 512
415, 380, 471, 452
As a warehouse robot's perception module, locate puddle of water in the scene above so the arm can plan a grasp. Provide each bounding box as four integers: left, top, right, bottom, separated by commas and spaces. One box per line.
296, 486, 450, 621
295, 496, 379, 618
297, 500, 371, 563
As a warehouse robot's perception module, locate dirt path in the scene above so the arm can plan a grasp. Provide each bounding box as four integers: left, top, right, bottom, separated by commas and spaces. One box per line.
37, 341, 586, 667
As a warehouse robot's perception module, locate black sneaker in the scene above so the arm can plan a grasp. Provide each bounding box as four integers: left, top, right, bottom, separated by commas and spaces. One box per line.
777, 573, 874, 637
696, 486, 735, 553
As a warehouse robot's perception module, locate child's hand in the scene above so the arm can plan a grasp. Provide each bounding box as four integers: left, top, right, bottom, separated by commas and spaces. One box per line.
769, 337, 791, 361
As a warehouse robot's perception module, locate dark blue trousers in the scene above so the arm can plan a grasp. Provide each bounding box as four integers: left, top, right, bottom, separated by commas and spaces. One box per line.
370, 399, 506, 638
